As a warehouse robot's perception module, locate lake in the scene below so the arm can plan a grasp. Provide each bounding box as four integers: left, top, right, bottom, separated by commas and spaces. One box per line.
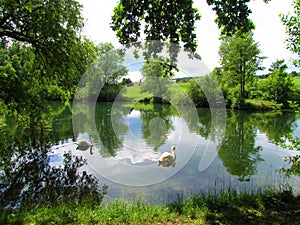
48, 102, 300, 203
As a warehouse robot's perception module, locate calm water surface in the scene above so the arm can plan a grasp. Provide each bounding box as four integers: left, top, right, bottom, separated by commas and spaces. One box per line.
50, 102, 300, 202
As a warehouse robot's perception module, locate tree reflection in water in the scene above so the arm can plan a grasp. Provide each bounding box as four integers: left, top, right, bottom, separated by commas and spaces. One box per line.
218, 111, 263, 181
2, 102, 298, 209
140, 104, 174, 152
0, 105, 107, 210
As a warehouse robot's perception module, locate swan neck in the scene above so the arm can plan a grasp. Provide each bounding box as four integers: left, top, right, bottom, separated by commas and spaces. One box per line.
172, 149, 176, 158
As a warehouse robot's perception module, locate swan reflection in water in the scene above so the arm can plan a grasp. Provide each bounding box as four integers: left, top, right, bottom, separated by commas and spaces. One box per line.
158, 146, 176, 167
113, 145, 177, 167
75, 134, 93, 155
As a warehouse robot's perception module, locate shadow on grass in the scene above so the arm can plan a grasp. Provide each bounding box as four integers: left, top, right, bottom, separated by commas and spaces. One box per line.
167, 188, 300, 225
2, 188, 300, 224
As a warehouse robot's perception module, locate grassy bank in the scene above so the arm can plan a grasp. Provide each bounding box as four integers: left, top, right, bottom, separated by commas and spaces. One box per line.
2, 188, 300, 225
294, 76, 300, 89
123, 83, 285, 110
245, 99, 282, 110
122, 85, 152, 102
122, 83, 189, 103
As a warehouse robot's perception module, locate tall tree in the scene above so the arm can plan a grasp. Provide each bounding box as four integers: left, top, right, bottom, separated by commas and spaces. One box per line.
281, 0, 300, 67
140, 57, 171, 103
0, 0, 85, 72
96, 43, 128, 102
75, 43, 128, 101
0, 0, 98, 113
0, 1, 108, 209
96, 43, 128, 84
218, 32, 262, 108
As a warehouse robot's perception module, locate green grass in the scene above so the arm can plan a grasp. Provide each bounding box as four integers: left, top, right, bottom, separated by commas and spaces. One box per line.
120, 82, 190, 111
2, 188, 300, 225
168, 82, 189, 93
174, 82, 190, 91
245, 99, 282, 110
120, 102, 154, 111
293, 77, 300, 89
123, 82, 190, 102
121, 85, 152, 102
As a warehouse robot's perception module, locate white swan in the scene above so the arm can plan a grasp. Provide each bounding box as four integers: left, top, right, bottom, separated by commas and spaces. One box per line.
75, 135, 93, 155
158, 146, 176, 167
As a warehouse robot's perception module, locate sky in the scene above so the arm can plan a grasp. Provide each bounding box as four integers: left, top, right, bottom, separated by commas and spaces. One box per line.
80, 0, 298, 77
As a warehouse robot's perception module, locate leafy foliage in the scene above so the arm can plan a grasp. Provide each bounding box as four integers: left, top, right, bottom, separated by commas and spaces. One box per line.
218, 32, 263, 108
186, 70, 224, 108
111, 0, 200, 53
0, 41, 40, 113
140, 57, 171, 103
74, 43, 128, 101
110, 0, 271, 77
111, 0, 271, 46
0, 0, 99, 113
281, 0, 300, 67
0, 0, 86, 73
186, 78, 208, 107
96, 43, 128, 84
0, 117, 107, 210
258, 60, 297, 106
207, 0, 254, 35
0, 1, 109, 211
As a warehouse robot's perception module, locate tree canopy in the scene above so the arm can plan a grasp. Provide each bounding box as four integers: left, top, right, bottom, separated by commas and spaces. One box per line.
281, 0, 300, 67
141, 57, 171, 103
0, 0, 98, 113
111, 0, 200, 53
111, 0, 271, 53
260, 59, 297, 106
218, 32, 262, 108
0, 0, 85, 71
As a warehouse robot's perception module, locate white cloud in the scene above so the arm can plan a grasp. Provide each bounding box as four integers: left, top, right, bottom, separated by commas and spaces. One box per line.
249, 0, 297, 72
80, 0, 120, 46
195, 0, 221, 71
124, 71, 142, 83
